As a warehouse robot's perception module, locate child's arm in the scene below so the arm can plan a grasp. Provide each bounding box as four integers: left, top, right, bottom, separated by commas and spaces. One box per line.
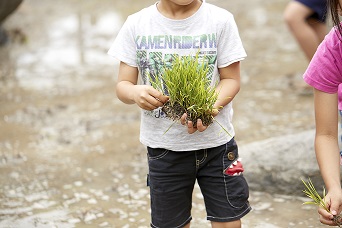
183, 61, 241, 134
214, 61, 241, 109
314, 89, 342, 225
116, 61, 169, 110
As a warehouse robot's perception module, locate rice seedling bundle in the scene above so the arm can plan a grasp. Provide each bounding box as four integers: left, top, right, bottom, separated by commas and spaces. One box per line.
150, 53, 218, 127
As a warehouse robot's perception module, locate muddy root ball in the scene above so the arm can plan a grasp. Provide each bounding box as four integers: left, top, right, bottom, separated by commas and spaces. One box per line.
162, 101, 213, 126
333, 215, 342, 227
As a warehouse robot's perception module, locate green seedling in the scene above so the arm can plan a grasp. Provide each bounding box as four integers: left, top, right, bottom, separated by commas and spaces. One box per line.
149, 52, 229, 135
302, 178, 342, 227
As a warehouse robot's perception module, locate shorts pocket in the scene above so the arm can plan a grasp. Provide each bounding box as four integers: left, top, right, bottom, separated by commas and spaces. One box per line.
224, 175, 249, 208
147, 147, 169, 161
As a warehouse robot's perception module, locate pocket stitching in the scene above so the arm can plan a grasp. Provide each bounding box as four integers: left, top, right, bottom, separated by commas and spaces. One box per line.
148, 149, 169, 161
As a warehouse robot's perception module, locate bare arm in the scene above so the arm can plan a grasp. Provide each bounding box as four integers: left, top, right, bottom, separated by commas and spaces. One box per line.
116, 61, 169, 110
214, 61, 240, 109
314, 88, 342, 225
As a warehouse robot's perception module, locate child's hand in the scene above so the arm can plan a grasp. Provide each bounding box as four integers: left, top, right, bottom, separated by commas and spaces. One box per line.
212, 106, 223, 117
180, 113, 207, 134
180, 107, 223, 134
318, 188, 342, 226
132, 85, 169, 110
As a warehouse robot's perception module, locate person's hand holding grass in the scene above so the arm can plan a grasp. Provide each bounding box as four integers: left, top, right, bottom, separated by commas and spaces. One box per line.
149, 52, 228, 134
302, 179, 342, 227
180, 104, 222, 134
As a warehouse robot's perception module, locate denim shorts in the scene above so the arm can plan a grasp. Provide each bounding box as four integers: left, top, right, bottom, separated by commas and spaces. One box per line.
147, 138, 251, 228
295, 0, 327, 22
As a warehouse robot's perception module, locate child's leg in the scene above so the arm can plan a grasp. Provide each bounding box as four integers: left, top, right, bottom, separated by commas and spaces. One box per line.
147, 147, 196, 228
196, 139, 251, 227
283, 1, 324, 61
211, 220, 241, 228
307, 17, 327, 42
183, 223, 190, 228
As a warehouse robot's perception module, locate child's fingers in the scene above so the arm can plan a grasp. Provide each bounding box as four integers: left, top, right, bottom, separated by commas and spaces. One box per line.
318, 206, 335, 226
212, 108, 220, 116
186, 119, 208, 134
180, 113, 187, 125
187, 120, 197, 134
149, 88, 169, 103
196, 119, 207, 132
318, 207, 333, 219
212, 106, 223, 117
319, 215, 338, 226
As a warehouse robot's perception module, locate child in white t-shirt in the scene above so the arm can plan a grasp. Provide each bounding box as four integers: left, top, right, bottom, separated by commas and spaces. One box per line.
109, 1, 251, 227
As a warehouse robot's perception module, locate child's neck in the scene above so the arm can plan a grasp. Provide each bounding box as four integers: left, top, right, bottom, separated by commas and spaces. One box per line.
157, 0, 202, 20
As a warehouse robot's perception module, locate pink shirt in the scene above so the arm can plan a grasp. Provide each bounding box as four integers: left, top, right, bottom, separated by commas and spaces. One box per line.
303, 26, 342, 110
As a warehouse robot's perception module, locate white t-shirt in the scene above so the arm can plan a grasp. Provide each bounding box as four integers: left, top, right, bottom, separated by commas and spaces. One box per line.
108, 1, 247, 151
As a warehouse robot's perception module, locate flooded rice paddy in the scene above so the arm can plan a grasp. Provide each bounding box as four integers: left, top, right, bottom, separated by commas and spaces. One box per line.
0, 0, 331, 227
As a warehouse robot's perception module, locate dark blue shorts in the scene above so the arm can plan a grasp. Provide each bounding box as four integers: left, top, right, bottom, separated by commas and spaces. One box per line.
295, 0, 327, 22
147, 138, 251, 228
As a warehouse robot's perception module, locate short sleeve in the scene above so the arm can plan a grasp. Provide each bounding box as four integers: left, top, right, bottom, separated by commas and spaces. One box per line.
216, 14, 246, 68
108, 16, 138, 67
303, 27, 342, 94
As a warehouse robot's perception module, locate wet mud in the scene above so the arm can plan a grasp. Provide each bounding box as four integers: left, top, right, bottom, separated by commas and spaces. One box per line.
0, 0, 329, 227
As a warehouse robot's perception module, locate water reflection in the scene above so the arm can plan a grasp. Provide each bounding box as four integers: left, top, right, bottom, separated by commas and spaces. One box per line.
15, 10, 121, 91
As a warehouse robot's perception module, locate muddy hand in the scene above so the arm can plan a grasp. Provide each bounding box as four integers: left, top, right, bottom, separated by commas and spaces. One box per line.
318, 196, 342, 227
212, 105, 223, 117
181, 113, 207, 134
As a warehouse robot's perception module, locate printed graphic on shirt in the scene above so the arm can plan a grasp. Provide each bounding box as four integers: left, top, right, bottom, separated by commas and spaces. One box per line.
136, 34, 217, 50
136, 34, 218, 119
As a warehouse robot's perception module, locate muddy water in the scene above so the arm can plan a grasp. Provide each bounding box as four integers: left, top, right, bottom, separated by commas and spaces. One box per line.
0, 0, 328, 227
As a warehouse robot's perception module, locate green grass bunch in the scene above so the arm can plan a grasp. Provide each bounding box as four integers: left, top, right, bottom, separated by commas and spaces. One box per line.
150, 52, 218, 127
302, 178, 342, 227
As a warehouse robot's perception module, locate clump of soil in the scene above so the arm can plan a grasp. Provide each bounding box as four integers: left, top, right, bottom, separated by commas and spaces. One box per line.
162, 100, 214, 126
333, 215, 342, 227
162, 101, 185, 121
